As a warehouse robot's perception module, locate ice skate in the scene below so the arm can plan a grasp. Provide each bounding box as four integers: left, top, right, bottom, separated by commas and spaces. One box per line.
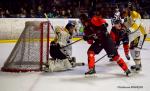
85, 68, 96, 75
131, 64, 142, 72
125, 69, 132, 76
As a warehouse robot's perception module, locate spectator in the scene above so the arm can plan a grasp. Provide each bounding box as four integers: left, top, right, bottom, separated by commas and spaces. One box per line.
36, 5, 43, 18
66, 9, 72, 18
28, 9, 36, 18
5, 9, 11, 17
0, 0, 149, 19
143, 11, 150, 19
18, 8, 27, 18
0, 9, 5, 18
60, 9, 67, 18
55, 10, 61, 18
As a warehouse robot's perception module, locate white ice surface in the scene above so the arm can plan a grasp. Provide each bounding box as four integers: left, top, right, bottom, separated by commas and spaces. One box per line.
0, 41, 150, 91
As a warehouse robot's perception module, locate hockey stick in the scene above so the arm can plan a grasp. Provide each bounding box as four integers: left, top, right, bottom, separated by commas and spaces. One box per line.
95, 42, 124, 64
61, 38, 83, 49
61, 33, 97, 49
95, 54, 107, 63
44, 13, 55, 32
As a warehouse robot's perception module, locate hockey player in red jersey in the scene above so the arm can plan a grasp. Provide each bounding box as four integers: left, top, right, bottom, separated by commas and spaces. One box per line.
110, 19, 130, 61
80, 14, 131, 76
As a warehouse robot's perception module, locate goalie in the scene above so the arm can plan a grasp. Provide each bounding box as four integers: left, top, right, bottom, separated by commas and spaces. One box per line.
44, 22, 77, 72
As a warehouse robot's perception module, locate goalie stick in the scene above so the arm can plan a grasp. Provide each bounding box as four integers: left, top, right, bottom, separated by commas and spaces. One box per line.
44, 13, 55, 32
61, 38, 83, 49
61, 34, 96, 49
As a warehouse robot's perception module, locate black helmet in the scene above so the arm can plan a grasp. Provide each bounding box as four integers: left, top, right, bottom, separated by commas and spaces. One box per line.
65, 22, 75, 30
111, 18, 122, 24
114, 19, 121, 24
79, 13, 88, 22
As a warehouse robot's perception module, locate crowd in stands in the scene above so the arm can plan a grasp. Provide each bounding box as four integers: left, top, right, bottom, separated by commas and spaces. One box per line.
0, 0, 150, 19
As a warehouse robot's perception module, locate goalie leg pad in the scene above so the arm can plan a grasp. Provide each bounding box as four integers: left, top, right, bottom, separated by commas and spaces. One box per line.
46, 58, 72, 72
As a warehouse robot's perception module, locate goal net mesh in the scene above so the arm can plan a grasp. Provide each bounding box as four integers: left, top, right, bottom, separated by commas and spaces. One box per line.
1, 21, 50, 72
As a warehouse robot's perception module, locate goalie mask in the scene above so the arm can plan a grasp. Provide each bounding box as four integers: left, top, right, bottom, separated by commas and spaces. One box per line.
65, 22, 75, 35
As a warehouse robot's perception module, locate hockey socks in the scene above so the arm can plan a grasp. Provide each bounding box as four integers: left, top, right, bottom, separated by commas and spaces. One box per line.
113, 55, 130, 75
88, 51, 95, 69
117, 58, 128, 71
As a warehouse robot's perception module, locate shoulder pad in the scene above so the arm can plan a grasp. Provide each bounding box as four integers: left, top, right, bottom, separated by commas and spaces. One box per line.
91, 16, 106, 26
55, 26, 63, 33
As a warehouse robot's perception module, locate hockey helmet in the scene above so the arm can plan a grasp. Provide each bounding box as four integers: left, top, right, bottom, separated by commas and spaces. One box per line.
65, 22, 75, 30
79, 13, 89, 24
114, 19, 122, 24
65, 22, 75, 35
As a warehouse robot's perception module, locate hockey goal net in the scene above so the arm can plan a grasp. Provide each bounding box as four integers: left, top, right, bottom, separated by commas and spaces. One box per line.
1, 21, 50, 72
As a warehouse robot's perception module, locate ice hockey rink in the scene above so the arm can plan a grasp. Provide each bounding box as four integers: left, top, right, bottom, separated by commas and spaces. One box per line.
0, 41, 150, 91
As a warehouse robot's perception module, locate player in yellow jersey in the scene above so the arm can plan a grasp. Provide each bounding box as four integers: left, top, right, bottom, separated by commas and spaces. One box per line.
123, 2, 148, 72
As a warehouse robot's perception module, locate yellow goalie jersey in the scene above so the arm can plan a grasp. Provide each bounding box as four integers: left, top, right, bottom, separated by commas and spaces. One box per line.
124, 11, 147, 44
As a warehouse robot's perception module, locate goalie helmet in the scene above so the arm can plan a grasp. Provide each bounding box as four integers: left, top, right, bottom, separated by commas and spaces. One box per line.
65, 22, 75, 30
65, 22, 75, 35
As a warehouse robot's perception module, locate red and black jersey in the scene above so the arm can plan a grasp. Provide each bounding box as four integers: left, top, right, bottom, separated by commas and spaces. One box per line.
110, 26, 129, 55
83, 16, 109, 44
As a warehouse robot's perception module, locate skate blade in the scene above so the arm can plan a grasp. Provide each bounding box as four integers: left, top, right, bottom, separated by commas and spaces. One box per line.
126, 71, 140, 77
85, 73, 97, 78
131, 69, 142, 73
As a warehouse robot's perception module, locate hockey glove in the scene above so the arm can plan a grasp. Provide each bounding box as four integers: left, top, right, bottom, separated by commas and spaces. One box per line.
87, 40, 93, 44
83, 36, 89, 41
125, 29, 131, 35
51, 41, 60, 48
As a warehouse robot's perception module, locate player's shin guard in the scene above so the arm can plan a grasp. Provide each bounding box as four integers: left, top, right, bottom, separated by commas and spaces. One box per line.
130, 48, 141, 65
113, 55, 129, 72
130, 48, 142, 71
87, 51, 95, 69
85, 51, 96, 75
